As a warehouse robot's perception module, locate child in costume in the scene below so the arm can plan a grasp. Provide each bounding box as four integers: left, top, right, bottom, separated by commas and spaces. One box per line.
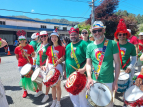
14, 30, 38, 98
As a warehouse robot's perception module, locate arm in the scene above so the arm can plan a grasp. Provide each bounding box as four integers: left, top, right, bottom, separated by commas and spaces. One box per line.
86, 58, 93, 89
15, 54, 19, 60
140, 53, 143, 61
135, 44, 138, 57
113, 53, 120, 91
126, 56, 137, 73
0, 39, 7, 48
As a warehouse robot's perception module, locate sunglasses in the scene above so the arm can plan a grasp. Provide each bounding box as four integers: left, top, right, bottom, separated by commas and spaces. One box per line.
19, 39, 25, 41
41, 35, 47, 38
118, 33, 126, 36
92, 29, 102, 33
82, 32, 87, 34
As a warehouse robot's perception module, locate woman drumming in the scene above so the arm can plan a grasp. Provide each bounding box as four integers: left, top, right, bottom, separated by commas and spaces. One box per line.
14, 30, 38, 98
43, 30, 65, 107
34, 31, 50, 103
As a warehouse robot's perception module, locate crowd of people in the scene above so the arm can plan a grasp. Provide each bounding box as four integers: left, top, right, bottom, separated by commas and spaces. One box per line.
1, 18, 143, 107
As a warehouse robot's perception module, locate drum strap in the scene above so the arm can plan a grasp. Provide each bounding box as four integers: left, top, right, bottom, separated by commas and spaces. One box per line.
117, 42, 130, 69
51, 46, 58, 65
92, 39, 109, 80
71, 43, 80, 69
39, 44, 48, 66
19, 46, 28, 62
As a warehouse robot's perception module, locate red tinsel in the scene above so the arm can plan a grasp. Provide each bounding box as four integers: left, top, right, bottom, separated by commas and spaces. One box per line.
124, 96, 143, 107
65, 72, 87, 95
17, 30, 26, 36
44, 69, 60, 87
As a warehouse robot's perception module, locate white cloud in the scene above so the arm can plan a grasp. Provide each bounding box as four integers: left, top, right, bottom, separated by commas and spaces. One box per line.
31, 9, 34, 12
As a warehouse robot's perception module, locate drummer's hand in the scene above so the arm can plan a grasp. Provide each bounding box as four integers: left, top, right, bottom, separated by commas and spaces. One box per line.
125, 68, 131, 73
135, 78, 142, 87
41, 66, 47, 71
24, 52, 29, 57
140, 85, 143, 91
112, 81, 118, 92
77, 68, 85, 74
86, 78, 94, 90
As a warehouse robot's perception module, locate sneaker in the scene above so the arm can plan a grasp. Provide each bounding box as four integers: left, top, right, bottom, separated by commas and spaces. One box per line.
50, 100, 57, 107
41, 95, 49, 103
22, 91, 28, 98
34, 91, 43, 97
55, 101, 61, 107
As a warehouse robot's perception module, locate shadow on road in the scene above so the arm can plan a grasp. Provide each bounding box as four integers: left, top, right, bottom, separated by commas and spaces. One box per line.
27, 93, 53, 105
4, 86, 22, 91
6, 95, 14, 105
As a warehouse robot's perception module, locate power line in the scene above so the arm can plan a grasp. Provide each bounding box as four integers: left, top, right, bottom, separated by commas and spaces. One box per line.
0, 8, 89, 19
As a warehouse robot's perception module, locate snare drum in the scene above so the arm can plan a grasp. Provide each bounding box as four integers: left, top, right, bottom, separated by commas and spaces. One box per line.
86, 82, 112, 107
20, 63, 33, 78
31, 68, 44, 83
117, 72, 130, 92
65, 72, 86, 95
43, 68, 60, 87
124, 85, 143, 107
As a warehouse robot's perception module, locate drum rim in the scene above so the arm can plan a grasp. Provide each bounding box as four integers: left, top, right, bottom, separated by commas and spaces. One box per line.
31, 67, 41, 81
65, 72, 77, 88
87, 82, 113, 107
20, 63, 32, 75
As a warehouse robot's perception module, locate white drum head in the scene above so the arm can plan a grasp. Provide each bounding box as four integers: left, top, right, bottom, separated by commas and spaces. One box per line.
45, 69, 55, 81
118, 72, 129, 80
31, 68, 41, 81
20, 63, 32, 75
89, 83, 112, 106
124, 85, 143, 102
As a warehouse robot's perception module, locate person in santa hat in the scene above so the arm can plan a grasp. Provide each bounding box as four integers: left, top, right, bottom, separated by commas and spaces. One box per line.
114, 19, 136, 88
42, 29, 65, 107
34, 31, 50, 103
86, 21, 120, 107
14, 30, 38, 98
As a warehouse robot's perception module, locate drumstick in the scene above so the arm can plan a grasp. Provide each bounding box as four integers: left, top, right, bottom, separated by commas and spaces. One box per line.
69, 64, 78, 71
20, 47, 30, 63
113, 90, 115, 102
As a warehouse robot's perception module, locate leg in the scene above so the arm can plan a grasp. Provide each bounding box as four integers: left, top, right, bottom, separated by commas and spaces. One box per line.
79, 87, 89, 107
56, 80, 61, 101
104, 83, 113, 107
69, 93, 79, 107
41, 86, 50, 103
45, 86, 50, 95
52, 86, 56, 100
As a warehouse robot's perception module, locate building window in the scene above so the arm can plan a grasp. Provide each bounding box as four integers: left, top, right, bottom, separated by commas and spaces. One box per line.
0, 21, 5, 25
54, 26, 59, 30
63, 27, 67, 31
41, 25, 47, 29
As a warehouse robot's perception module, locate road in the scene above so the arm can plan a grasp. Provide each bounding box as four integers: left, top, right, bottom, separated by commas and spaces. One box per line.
0, 55, 132, 107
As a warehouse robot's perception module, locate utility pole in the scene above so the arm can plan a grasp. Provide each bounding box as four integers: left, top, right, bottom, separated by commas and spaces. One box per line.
91, 0, 95, 26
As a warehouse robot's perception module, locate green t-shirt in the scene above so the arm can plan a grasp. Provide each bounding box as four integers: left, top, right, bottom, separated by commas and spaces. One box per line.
87, 40, 93, 44
29, 40, 38, 51
65, 40, 88, 78
119, 42, 136, 70
36, 43, 49, 66
86, 39, 119, 83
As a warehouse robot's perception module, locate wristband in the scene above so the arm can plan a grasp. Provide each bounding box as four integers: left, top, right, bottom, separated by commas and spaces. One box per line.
137, 74, 143, 79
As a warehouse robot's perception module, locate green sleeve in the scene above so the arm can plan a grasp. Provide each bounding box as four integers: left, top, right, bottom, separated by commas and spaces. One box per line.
131, 45, 136, 56
86, 44, 91, 58
112, 40, 119, 54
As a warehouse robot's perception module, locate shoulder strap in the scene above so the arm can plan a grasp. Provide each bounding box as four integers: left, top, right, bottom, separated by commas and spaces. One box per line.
71, 43, 80, 69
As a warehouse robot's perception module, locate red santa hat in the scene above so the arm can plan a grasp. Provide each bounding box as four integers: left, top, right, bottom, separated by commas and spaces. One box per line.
69, 27, 79, 35
17, 30, 26, 39
31, 32, 39, 39
114, 18, 130, 39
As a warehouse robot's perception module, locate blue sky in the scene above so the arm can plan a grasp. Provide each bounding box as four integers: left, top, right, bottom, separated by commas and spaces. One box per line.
0, 0, 143, 22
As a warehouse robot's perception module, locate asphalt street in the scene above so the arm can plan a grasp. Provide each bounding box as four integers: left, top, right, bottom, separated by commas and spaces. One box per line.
0, 55, 135, 107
